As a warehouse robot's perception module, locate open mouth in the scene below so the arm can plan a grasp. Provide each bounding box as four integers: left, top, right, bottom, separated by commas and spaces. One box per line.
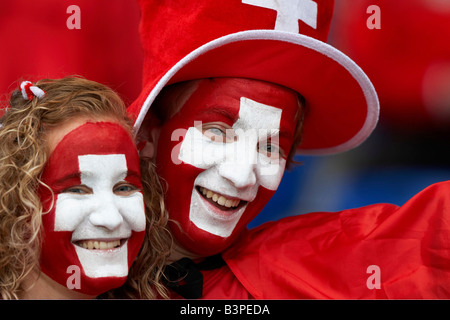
197, 186, 247, 211
74, 239, 126, 250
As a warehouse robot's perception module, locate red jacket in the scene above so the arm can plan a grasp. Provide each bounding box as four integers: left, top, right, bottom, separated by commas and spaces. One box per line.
171, 181, 450, 299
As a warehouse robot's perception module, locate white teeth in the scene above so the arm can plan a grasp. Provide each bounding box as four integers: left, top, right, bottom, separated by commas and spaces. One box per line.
225, 199, 233, 207
218, 196, 226, 206
199, 187, 240, 208
78, 239, 121, 250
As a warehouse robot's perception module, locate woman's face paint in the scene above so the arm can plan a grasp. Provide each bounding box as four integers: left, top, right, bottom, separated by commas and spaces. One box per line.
153, 78, 300, 256
39, 121, 146, 296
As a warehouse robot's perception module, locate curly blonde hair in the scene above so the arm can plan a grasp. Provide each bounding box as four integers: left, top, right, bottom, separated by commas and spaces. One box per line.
0, 76, 171, 299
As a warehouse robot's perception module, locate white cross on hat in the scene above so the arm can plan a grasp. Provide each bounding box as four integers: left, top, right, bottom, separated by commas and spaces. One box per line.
242, 0, 318, 32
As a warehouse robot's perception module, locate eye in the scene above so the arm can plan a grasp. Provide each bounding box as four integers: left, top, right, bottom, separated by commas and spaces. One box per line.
258, 140, 284, 160
114, 182, 139, 196
201, 122, 236, 143
206, 128, 224, 138
62, 185, 92, 195
203, 127, 226, 142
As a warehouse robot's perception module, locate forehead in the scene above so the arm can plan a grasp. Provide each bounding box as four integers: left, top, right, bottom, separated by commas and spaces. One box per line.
179, 78, 299, 111
171, 78, 300, 132
52, 122, 135, 155
42, 122, 139, 182
235, 97, 282, 131
46, 116, 120, 154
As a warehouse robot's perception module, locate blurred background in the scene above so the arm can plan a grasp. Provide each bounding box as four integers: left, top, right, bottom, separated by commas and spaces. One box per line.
0, 0, 143, 109
1, 0, 449, 228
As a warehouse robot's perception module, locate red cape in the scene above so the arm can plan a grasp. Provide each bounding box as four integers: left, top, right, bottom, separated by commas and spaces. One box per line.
184, 181, 450, 299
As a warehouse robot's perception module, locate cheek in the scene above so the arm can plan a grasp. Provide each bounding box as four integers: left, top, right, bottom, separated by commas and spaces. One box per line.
231, 159, 285, 232
238, 187, 277, 228
41, 208, 75, 256
117, 193, 146, 232
178, 127, 219, 169
39, 204, 81, 286
40, 192, 81, 263
279, 116, 298, 155
156, 124, 181, 169
257, 157, 287, 191
156, 124, 203, 191
53, 196, 91, 231
127, 229, 145, 270
155, 128, 203, 226
158, 161, 203, 221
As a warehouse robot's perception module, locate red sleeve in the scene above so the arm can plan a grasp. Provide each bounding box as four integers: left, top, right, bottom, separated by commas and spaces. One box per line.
222, 181, 450, 299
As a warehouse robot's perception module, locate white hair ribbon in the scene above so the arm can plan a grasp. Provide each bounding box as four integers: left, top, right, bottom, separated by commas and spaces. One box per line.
20, 81, 46, 101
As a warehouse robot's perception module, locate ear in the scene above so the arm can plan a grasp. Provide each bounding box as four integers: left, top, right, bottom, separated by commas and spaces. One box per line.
136, 114, 162, 160
141, 126, 162, 158
139, 140, 155, 159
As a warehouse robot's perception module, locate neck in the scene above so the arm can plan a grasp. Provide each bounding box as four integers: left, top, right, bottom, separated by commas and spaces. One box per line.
19, 270, 95, 300
167, 241, 204, 264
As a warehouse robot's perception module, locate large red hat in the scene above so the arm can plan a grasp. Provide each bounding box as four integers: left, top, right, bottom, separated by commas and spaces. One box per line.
128, 0, 379, 155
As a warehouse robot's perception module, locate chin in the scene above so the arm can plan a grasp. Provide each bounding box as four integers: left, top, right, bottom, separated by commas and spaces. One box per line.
172, 221, 242, 257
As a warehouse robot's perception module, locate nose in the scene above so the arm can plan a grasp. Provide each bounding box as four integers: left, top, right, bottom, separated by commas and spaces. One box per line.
89, 200, 124, 231
217, 161, 257, 188
217, 142, 258, 188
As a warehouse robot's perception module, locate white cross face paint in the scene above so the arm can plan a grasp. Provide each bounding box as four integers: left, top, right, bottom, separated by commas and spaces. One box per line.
39, 121, 146, 296
179, 97, 286, 237
55, 154, 146, 278
153, 78, 300, 256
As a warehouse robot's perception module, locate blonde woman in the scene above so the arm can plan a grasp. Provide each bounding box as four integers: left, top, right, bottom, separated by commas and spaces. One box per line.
0, 76, 170, 299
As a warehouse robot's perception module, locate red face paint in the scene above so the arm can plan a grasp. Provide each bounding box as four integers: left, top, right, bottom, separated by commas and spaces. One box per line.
39, 122, 145, 296
153, 78, 299, 256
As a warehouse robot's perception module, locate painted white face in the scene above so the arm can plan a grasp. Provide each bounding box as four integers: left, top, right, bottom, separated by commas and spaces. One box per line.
179, 97, 285, 237
152, 78, 300, 256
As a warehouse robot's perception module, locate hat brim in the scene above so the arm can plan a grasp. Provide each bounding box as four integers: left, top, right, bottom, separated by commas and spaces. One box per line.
131, 30, 379, 155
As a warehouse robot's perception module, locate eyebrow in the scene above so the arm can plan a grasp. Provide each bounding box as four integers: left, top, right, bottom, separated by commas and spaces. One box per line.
198, 106, 238, 123
54, 172, 81, 185
277, 130, 293, 140
195, 106, 295, 142
257, 129, 291, 144
51, 172, 83, 191
126, 170, 141, 180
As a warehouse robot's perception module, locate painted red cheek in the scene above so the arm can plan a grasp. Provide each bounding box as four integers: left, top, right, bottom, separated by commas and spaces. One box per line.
39, 207, 82, 289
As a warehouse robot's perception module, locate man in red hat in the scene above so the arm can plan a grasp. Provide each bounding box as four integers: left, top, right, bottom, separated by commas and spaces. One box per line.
129, 0, 450, 299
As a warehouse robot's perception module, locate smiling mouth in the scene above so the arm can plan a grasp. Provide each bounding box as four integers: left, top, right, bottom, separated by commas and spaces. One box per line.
197, 186, 247, 211
75, 239, 126, 250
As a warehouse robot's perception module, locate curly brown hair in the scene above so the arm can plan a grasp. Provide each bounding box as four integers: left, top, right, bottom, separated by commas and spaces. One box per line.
0, 76, 171, 299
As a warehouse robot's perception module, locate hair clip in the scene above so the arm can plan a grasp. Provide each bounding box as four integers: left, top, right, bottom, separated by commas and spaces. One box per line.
20, 81, 46, 101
